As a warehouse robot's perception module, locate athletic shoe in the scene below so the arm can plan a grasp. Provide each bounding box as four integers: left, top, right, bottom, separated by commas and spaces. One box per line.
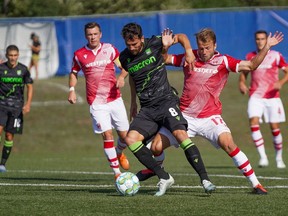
253, 184, 268, 195
117, 153, 130, 170
258, 158, 269, 168
154, 174, 174, 197
136, 169, 156, 181
0, 165, 6, 173
202, 180, 216, 194
276, 160, 286, 169
114, 173, 121, 180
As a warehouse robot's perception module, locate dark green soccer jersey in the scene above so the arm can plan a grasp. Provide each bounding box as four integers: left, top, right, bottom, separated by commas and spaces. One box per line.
0, 62, 33, 111
120, 35, 175, 107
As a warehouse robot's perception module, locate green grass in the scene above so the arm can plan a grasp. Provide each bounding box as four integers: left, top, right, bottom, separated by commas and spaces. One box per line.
0, 72, 288, 216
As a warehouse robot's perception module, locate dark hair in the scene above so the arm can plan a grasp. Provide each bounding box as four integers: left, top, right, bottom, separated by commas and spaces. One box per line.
30, 32, 36, 39
6, 45, 19, 54
255, 30, 268, 38
121, 22, 143, 40
84, 22, 101, 34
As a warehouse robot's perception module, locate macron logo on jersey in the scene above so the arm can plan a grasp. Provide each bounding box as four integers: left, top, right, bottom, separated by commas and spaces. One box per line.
85, 59, 112, 68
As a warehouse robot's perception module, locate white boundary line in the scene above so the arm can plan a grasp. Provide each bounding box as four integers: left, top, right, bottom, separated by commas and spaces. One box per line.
0, 183, 287, 189
5, 170, 288, 180
31, 81, 84, 106
0, 170, 287, 189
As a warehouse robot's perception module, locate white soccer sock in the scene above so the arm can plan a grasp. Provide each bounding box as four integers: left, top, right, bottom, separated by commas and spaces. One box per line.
103, 140, 121, 175
251, 125, 267, 159
229, 147, 260, 187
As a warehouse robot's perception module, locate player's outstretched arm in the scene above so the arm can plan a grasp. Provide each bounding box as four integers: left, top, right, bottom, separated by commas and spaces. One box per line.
238, 31, 284, 72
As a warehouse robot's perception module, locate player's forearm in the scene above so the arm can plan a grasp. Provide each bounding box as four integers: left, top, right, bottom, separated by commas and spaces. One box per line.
69, 72, 78, 89
26, 84, 33, 106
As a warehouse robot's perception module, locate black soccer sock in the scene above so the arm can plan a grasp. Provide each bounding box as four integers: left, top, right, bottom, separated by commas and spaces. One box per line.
1, 140, 13, 165
129, 141, 169, 180
180, 139, 209, 182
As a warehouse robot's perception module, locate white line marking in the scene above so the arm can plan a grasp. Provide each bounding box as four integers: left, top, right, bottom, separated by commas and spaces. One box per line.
6, 170, 288, 180
31, 81, 84, 106
0, 183, 287, 189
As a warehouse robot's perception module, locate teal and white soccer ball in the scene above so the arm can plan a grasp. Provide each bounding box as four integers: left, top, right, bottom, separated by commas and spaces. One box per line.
115, 172, 140, 196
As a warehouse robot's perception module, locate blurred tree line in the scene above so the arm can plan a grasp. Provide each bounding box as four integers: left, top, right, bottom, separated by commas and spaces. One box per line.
1, 0, 288, 17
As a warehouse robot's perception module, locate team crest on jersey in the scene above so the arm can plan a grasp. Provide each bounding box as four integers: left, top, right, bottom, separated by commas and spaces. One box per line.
84, 54, 87, 59
127, 58, 131, 63
103, 50, 107, 55
4, 70, 7, 75
17, 70, 22, 75
145, 48, 152, 55
97, 123, 101, 130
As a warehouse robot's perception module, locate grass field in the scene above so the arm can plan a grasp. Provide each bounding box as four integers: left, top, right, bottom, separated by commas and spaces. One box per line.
0, 72, 288, 216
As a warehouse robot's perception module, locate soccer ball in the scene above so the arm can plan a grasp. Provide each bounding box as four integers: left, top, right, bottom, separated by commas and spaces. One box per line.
115, 172, 140, 196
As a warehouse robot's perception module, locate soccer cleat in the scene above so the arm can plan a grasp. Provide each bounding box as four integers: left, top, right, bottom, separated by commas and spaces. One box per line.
114, 173, 121, 180
117, 153, 130, 170
154, 174, 174, 197
136, 169, 156, 181
258, 158, 269, 168
0, 165, 6, 173
253, 184, 268, 195
276, 160, 286, 169
202, 180, 216, 194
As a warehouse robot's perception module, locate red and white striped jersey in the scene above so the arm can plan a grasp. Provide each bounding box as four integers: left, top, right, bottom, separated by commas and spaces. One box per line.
246, 50, 288, 99
71, 43, 121, 105
172, 51, 241, 118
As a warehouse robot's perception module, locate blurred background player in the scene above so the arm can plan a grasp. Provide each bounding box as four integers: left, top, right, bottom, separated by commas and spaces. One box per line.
239, 30, 288, 169
29, 32, 41, 80
0, 45, 33, 172
67, 22, 130, 180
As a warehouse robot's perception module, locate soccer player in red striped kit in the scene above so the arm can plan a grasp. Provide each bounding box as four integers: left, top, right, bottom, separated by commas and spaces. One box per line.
68, 22, 130, 180
239, 30, 288, 169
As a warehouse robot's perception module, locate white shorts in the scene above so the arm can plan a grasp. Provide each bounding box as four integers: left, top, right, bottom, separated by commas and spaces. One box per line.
89, 97, 129, 134
248, 97, 286, 123
158, 114, 231, 149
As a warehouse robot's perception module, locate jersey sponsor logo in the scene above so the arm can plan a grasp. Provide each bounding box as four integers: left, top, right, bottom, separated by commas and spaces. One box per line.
194, 67, 218, 74
1, 77, 23, 83
128, 56, 156, 73
85, 59, 111, 68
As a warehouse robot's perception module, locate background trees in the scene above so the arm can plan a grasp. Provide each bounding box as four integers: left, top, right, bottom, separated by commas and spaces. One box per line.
1, 0, 288, 17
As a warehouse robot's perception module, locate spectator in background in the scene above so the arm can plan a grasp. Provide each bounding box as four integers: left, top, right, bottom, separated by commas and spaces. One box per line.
0, 51, 6, 63
0, 45, 33, 172
239, 30, 288, 169
67, 22, 130, 180
29, 33, 41, 80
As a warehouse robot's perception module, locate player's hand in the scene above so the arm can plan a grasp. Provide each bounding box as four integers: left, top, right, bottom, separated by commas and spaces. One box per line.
267, 31, 284, 48
68, 91, 77, 104
162, 28, 174, 48
273, 81, 282, 90
22, 104, 31, 114
184, 49, 195, 71
239, 82, 248, 95
116, 76, 125, 88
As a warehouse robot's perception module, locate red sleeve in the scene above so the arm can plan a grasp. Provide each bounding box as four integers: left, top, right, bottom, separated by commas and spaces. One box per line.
71, 52, 81, 73
171, 53, 185, 67
278, 53, 288, 69
224, 54, 241, 72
